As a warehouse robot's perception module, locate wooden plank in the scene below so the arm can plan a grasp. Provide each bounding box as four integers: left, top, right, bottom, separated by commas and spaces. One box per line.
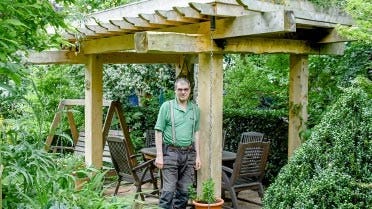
139, 13, 181, 26
237, 0, 353, 25
45, 101, 64, 150
66, 107, 79, 145
85, 0, 214, 24
98, 52, 181, 64
135, 31, 206, 53
212, 10, 296, 39
97, 23, 123, 33
190, 2, 252, 17
225, 37, 346, 55
123, 17, 164, 28
27, 51, 87, 64
28, 51, 181, 65
288, 54, 308, 158
61, 99, 112, 106
155, 10, 200, 23
81, 34, 135, 54
102, 101, 116, 147
134, 31, 345, 55
85, 24, 114, 35
108, 20, 139, 31
173, 6, 207, 20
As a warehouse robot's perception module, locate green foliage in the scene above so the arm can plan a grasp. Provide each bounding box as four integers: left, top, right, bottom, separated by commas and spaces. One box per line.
308, 42, 371, 126
263, 77, 372, 209
1, 139, 133, 208
338, 0, 372, 44
0, 0, 72, 63
224, 54, 288, 111
200, 178, 217, 204
188, 178, 217, 204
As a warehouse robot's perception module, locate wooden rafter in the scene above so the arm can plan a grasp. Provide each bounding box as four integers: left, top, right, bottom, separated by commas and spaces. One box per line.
26, 51, 182, 64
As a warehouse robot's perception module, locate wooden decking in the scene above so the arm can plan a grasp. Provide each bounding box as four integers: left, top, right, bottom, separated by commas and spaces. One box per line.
103, 180, 262, 209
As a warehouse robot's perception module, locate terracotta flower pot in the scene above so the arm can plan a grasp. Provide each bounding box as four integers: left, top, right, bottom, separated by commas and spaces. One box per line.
192, 198, 224, 209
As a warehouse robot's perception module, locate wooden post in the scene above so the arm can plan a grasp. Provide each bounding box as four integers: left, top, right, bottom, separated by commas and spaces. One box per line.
85, 55, 103, 168
196, 53, 223, 197
288, 54, 308, 158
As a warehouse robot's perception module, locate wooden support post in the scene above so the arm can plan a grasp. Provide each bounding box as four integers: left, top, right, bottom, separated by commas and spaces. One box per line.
196, 53, 223, 197
288, 54, 308, 158
85, 55, 103, 168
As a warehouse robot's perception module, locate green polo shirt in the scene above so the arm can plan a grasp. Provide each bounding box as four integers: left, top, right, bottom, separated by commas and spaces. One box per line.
154, 99, 200, 147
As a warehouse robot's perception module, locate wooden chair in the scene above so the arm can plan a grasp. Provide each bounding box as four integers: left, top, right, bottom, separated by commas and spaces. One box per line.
240, 131, 264, 143
221, 142, 270, 209
106, 136, 159, 200
145, 129, 156, 147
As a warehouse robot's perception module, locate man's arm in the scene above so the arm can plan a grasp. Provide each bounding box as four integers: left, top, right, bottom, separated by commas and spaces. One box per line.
194, 130, 201, 170
155, 130, 164, 169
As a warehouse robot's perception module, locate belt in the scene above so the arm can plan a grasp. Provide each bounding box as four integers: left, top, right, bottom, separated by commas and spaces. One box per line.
167, 145, 193, 151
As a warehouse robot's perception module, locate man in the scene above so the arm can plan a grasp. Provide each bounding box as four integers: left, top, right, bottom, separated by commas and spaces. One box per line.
154, 77, 201, 209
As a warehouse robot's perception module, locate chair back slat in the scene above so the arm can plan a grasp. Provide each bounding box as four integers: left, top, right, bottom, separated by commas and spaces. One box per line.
231, 142, 270, 183
240, 132, 264, 143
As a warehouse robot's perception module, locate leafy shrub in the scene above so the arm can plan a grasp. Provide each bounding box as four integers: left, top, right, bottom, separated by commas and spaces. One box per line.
263, 77, 372, 209
1, 139, 133, 208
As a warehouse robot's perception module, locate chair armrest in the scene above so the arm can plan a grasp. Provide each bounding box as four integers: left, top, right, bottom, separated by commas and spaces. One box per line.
132, 158, 155, 171
222, 165, 233, 174
129, 153, 143, 159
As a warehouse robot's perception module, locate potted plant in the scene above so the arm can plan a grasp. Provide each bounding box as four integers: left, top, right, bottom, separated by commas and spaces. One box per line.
188, 178, 224, 209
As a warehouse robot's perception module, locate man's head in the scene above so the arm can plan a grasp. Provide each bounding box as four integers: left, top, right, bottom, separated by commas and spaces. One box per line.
174, 77, 191, 103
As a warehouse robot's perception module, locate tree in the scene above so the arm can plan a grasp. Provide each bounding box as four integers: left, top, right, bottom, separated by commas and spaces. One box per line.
338, 0, 372, 44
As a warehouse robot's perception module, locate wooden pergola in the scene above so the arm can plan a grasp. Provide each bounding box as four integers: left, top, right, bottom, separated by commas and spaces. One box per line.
28, 0, 352, 195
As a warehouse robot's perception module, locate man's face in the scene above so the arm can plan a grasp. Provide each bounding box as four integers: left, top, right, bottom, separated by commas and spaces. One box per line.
175, 82, 190, 102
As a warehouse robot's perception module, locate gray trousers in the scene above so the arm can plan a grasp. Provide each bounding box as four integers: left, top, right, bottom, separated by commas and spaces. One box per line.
159, 145, 196, 209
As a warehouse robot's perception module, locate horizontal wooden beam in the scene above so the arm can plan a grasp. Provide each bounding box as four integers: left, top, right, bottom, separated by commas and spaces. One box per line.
135, 31, 345, 55
81, 34, 135, 54
225, 37, 345, 55
135, 32, 206, 53
99, 52, 181, 63
61, 99, 112, 106
26, 51, 87, 64
26, 51, 181, 64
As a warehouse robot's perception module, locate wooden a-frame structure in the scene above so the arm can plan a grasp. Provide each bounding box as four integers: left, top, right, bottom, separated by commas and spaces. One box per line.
28, 0, 353, 196
45, 99, 135, 157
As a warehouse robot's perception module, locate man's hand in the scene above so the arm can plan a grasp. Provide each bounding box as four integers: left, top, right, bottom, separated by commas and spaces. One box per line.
195, 155, 201, 170
155, 155, 164, 169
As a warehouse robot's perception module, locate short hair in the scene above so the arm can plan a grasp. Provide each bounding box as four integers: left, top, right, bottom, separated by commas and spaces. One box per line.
174, 77, 190, 89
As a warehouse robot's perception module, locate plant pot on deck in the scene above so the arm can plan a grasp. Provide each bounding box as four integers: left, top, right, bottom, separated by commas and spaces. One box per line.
192, 198, 224, 209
